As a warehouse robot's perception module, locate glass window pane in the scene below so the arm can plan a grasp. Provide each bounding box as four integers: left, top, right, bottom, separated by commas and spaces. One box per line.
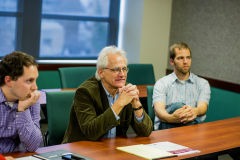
39, 19, 108, 58
42, 0, 110, 17
0, 0, 17, 12
0, 17, 16, 56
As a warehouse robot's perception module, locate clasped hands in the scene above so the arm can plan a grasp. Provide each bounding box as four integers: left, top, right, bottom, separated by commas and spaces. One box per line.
173, 105, 198, 124
18, 90, 41, 112
117, 83, 141, 108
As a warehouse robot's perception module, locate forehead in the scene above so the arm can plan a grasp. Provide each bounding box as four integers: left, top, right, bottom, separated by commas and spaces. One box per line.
107, 54, 127, 66
21, 65, 38, 77
174, 48, 191, 57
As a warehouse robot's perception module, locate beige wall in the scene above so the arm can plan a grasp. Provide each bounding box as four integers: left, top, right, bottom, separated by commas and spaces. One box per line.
140, 0, 172, 80
120, 0, 172, 80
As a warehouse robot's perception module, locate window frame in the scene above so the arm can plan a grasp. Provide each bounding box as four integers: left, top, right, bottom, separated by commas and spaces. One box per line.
2, 0, 120, 64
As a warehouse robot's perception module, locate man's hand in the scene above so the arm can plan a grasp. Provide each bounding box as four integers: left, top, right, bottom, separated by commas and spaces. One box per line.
172, 107, 186, 123
117, 83, 139, 106
112, 84, 140, 115
18, 90, 40, 112
4, 157, 15, 160
174, 105, 197, 124
120, 83, 139, 98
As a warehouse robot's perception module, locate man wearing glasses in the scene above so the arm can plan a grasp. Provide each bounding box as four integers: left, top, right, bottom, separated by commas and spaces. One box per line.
62, 46, 153, 143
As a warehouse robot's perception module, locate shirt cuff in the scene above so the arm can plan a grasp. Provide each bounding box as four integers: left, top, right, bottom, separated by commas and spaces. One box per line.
110, 107, 120, 120
135, 113, 144, 122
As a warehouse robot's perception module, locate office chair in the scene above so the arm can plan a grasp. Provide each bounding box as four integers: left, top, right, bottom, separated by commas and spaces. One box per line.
58, 66, 96, 88
147, 85, 155, 125
127, 64, 155, 85
44, 90, 75, 146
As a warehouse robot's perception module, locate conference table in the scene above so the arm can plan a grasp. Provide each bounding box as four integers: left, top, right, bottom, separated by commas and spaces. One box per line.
7, 117, 240, 160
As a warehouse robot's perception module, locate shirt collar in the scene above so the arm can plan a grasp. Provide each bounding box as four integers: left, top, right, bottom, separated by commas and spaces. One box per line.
170, 72, 194, 84
101, 82, 119, 98
0, 88, 18, 108
188, 73, 194, 83
0, 88, 7, 104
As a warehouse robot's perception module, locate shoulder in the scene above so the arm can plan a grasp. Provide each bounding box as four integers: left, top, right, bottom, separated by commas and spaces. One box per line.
80, 77, 99, 89
0, 90, 5, 103
76, 77, 102, 96
190, 73, 210, 88
155, 73, 175, 87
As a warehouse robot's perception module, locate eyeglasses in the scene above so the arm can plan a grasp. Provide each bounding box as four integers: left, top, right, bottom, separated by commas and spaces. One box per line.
104, 67, 129, 74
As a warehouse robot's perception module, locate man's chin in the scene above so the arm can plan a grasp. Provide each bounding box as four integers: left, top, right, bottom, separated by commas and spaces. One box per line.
115, 83, 125, 88
181, 69, 190, 74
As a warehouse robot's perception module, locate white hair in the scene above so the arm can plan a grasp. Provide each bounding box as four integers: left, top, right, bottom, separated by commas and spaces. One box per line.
95, 45, 127, 80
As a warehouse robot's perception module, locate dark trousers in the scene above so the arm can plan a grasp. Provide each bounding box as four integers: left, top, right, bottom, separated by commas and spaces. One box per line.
228, 148, 240, 160
159, 121, 198, 130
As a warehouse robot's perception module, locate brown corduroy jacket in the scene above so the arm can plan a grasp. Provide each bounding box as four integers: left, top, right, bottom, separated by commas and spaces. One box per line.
62, 77, 153, 143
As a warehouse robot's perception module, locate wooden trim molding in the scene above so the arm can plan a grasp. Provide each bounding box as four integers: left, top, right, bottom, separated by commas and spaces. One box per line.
166, 69, 240, 93
38, 63, 95, 70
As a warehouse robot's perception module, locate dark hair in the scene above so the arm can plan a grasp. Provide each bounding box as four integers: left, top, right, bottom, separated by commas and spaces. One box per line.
169, 42, 191, 60
0, 51, 38, 86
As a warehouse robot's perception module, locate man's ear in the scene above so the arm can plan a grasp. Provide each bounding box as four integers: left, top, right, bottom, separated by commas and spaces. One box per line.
4, 76, 13, 86
98, 69, 104, 79
169, 58, 174, 66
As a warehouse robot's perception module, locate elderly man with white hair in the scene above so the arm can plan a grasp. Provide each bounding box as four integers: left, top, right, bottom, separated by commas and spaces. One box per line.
62, 46, 152, 143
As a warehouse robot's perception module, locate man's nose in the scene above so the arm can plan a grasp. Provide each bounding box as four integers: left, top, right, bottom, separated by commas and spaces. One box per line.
183, 57, 189, 63
32, 82, 38, 90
